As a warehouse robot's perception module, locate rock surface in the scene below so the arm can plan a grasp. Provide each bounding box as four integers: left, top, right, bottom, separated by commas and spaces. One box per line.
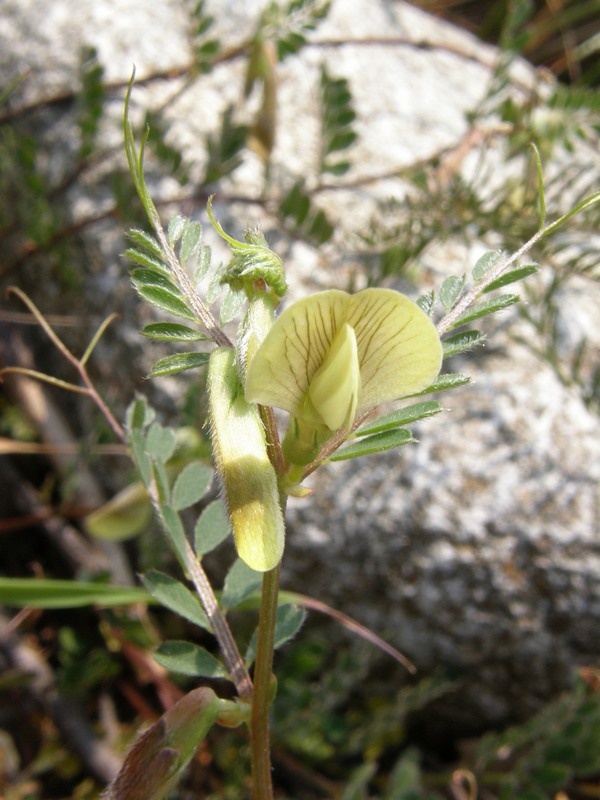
2, 0, 599, 735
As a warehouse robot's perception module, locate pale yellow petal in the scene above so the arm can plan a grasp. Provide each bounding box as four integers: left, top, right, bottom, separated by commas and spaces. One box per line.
348, 288, 442, 412
306, 322, 360, 430
208, 347, 284, 572
245, 290, 350, 414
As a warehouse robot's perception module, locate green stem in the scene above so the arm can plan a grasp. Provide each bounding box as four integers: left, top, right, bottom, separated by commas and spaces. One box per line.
250, 561, 281, 800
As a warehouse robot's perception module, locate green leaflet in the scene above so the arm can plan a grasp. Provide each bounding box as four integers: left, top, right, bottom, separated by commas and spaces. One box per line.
135, 285, 196, 321
141, 323, 209, 342
245, 604, 306, 664
449, 294, 519, 328
171, 461, 213, 511
148, 352, 210, 378
221, 558, 263, 610
194, 499, 231, 556
142, 570, 210, 631
329, 428, 414, 461
442, 330, 486, 358
356, 400, 443, 436
153, 641, 228, 678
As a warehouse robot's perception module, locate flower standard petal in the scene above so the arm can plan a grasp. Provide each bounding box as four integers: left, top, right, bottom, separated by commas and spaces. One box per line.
348, 288, 443, 412
245, 289, 350, 415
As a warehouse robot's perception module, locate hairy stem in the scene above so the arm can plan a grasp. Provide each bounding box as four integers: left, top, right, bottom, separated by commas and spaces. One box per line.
146, 481, 253, 701
250, 562, 281, 800
437, 185, 600, 337
181, 537, 253, 701
436, 229, 544, 336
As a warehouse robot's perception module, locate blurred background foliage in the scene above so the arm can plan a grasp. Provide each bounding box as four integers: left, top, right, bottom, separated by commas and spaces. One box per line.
1, 0, 600, 798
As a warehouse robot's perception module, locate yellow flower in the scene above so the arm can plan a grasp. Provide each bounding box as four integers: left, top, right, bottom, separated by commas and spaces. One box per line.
245, 288, 442, 467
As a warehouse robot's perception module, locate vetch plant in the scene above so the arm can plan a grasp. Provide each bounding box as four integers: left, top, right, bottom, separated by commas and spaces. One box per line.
106, 82, 600, 799
2, 71, 599, 799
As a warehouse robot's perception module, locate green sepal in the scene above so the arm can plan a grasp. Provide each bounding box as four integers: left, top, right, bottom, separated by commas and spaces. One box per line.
281, 415, 331, 467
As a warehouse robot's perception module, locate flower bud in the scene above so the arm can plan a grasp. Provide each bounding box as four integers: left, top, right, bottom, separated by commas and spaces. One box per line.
237, 293, 276, 382
208, 346, 284, 571
103, 688, 221, 800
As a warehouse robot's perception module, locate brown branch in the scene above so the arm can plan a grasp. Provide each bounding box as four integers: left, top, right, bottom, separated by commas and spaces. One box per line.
0, 328, 133, 585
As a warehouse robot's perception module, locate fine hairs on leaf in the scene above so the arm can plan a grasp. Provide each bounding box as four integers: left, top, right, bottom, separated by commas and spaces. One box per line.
153, 640, 228, 678
356, 400, 444, 436
142, 570, 211, 630
194, 498, 231, 555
